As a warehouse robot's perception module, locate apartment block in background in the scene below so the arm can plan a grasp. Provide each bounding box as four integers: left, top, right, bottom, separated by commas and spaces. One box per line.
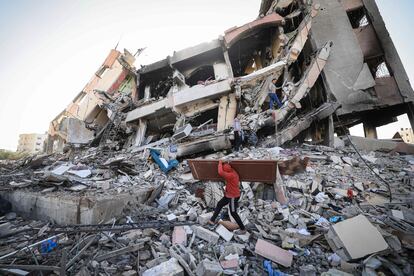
17, 133, 47, 154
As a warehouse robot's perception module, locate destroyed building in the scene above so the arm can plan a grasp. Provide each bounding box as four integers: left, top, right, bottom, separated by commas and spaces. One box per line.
393, 128, 414, 144
44, 0, 414, 157
1, 0, 414, 275
46, 48, 137, 153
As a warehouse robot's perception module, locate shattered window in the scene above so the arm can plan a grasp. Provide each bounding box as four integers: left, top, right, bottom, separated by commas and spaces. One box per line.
375, 62, 391, 78
347, 7, 370, 29
358, 15, 369, 27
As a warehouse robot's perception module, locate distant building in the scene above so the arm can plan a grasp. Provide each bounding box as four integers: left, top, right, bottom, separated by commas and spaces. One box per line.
17, 133, 47, 154
392, 128, 414, 143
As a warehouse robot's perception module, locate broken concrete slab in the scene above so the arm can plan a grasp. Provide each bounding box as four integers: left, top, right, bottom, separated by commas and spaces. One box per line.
325, 215, 389, 261
347, 136, 414, 154
64, 117, 95, 144
51, 165, 72, 175
255, 238, 293, 267
172, 226, 187, 246
192, 226, 220, 244
196, 259, 223, 276
0, 189, 152, 225
67, 169, 92, 178
215, 224, 233, 242
142, 257, 184, 276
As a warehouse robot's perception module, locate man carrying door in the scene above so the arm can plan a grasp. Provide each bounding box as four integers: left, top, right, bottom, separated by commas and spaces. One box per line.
208, 160, 246, 234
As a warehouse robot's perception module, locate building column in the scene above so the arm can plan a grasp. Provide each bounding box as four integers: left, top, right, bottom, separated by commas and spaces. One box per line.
46, 135, 55, 154
323, 115, 335, 147
407, 102, 414, 131
134, 119, 147, 147
363, 121, 378, 139
222, 50, 234, 78
217, 94, 237, 131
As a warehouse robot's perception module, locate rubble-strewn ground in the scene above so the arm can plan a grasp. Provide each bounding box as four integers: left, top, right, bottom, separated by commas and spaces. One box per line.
1, 139, 413, 275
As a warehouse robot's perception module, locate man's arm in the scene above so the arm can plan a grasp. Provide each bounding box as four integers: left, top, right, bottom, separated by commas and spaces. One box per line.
218, 160, 231, 178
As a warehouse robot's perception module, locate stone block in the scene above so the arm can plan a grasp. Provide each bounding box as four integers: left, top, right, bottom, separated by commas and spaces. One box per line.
172, 226, 187, 246
220, 258, 238, 269
215, 224, 233, 242
196, 259, 223, 276
142, 258, 184, 276
193, 226, 219, 244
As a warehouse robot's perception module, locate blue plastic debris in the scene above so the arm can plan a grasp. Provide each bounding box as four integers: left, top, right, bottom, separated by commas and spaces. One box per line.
329, 216, 344, 223
169, 144, 177, 153
40, 237, 58, 254
149, 149, 179, 174
263, 260, 288, 276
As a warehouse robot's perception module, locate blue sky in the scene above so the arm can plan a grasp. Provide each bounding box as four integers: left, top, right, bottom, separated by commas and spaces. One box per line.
0, 0, 413, 150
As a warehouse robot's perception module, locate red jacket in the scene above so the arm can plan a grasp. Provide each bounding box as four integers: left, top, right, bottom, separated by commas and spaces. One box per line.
218, 161, 240, 198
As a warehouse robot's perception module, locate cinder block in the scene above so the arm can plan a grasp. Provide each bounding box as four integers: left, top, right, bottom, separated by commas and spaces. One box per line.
215, 224, 233, 242
172, 226, 187, 246
193, 226, 219, 244
196, 259, 223, 276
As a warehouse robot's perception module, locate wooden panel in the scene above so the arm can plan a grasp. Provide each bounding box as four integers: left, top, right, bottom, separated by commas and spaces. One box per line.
188, 159, 277, 183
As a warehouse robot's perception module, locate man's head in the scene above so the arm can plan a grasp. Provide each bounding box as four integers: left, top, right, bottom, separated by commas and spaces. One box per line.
223, 163, 233, 172
272, 78, 277, 84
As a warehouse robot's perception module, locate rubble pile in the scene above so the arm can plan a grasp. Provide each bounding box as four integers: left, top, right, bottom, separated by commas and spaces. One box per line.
1, 141, 414, 275
1, 0, 414, 275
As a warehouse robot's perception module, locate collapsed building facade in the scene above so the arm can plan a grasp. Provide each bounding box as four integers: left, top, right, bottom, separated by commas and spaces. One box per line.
47, 49, 137, 153
46, 0, 414, 156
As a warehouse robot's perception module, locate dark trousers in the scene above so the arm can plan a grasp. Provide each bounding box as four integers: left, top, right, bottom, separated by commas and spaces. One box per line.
211, 196, 245, 230
268, 93, 282, 109
234, 131, 242, 151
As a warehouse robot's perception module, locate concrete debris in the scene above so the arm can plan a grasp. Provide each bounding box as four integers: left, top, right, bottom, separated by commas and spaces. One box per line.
196, 259, 223, 276
193, 226, 220, 244
172, 226, 187, 246
215, 224, 233, 242
255, 238, 293, 267
325, 215, 389, 261
142, 257, 184, 276
1, 0, 414, 275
